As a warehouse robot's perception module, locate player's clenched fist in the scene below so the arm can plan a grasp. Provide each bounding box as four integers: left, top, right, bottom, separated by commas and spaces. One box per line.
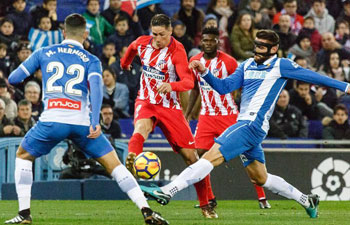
189, 60, 206, 73
157, 83, 172, 94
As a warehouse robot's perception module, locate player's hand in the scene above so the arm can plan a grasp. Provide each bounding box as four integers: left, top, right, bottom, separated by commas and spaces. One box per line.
122, 64, 132, 71
3, 125, 13, 135
189, 60, 206, 73
157, 83, 172, 94
87, 125, 101, 139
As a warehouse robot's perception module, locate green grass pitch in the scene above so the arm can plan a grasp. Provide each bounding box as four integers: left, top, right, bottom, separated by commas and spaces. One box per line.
0, 200, 349, 224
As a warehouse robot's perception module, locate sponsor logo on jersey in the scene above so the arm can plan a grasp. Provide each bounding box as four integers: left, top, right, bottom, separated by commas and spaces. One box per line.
245, 70, 267, 79
48, 98, 81, 110
143, 65, 165, 80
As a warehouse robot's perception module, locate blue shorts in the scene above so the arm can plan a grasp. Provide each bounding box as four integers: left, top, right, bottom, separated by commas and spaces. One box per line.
21, 121, 114, 158
215, 120, 266, 167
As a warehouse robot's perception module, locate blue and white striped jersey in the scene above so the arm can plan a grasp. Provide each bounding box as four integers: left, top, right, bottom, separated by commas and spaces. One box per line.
201, 55, 349, 133
17, 39, 103, 126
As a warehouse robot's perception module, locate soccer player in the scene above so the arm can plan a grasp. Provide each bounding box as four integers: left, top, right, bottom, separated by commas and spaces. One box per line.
141, 29, 350, 218
120, 14, 215, 218
186, 26, 271, 209
5, 13, 168, 225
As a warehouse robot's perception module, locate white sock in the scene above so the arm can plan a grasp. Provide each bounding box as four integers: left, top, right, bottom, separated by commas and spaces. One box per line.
111, 165, 149, 209
263, 173, 310, 208
15, 158, 33, 211
161, 159, 213, 197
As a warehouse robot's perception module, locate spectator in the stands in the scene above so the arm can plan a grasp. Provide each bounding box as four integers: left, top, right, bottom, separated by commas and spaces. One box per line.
203, 14, 218, 29
100, 42, 116, 69
173, 0, 205, 46
206, 0, 236, 52
300, 16, 322, 52
100, 104, 122, 139
0, 78, 17, 120
240, 0, 272, 29
322, 104, 350, 148
289, 81, 319, 120
101, 0, 131, 26
172, 20, 194, 54
24, 81, 43, 121
83, 0, 114, 48
323, 51, 347, 82
272, 0, 303, 35
102, 67, 130, 118
230, 13, 256, 61
12, 99, 35, 137
138, 4, 165, 32
335, 20, 350, 50
6, 0, 32, 39
28, 16, 63, 51
268, 89, 308, 139
0, 98, 14, 137
0, 18, 20, 54
30, 0, 59, 30
310, 82, 338, 118
305, 0, 335, 34
273, 14, 296, 57
0, 43, 10, 77
315, 32, 350, 70
336, 0, 350, 26
106, 15, 143, 55
288, 31, 316, 66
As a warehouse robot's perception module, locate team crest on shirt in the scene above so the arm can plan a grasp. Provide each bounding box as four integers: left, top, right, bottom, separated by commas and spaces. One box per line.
156, 59, 167, 70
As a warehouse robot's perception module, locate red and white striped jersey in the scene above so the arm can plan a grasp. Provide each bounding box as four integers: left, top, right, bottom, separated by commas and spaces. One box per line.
121, 36, 193, 109
190, 51, 239, 116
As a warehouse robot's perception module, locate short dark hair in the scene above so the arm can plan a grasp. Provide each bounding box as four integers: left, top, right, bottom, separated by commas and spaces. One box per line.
256, 29, 280, 46
202, 26, 219, 36
43, 0, 56, 4
294, 56, 306, 62
312, 0, 325, 4
0, 18, 14, 27
18, 99, 32, 108
115, 15, 128, 25
284, 0, 296, 4
64, 13, 86, 36
101, 104, 113, 111
0, 43, 7, 51
103, 41, 115, 48
151, 14, 171, 28
87, 0, 99, 5
334, 104, 348, 115
296, 80, 310, 87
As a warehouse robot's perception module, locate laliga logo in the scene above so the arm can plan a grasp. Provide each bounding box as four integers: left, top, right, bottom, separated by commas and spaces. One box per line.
311, 157, 350, 200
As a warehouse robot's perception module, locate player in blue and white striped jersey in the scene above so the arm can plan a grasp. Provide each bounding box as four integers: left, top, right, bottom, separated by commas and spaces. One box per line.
5, 13, 168, 225
141, 29, 350, 218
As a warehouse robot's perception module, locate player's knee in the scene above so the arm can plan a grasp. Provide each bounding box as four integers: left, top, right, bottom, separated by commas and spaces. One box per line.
16, 147, 34, 161
134, 122, 152, 136
251, 175, 267, 186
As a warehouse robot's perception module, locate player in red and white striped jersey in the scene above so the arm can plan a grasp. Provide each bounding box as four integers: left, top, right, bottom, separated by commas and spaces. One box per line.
121, 14, 214, 218
186, 27, 271, 209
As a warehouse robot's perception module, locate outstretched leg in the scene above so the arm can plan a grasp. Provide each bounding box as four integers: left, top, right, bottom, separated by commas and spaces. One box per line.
97, 150, 168, 225
245, 160, 319, 218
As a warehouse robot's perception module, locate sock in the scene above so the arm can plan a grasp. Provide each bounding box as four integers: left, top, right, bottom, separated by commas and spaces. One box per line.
112, 165, 149, 209
161, 159, 213, 197
254, 184, 266, 200
206, 174, 215, 200
263, 173, 309, 208
194, 177, 208, 207
128, 133, 145, 155
15, 158, 33, 212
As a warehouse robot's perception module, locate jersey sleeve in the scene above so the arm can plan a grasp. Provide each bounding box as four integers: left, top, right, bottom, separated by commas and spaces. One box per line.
170, 45, 194, 92
87, 57, 103, 128
8, 49, 41, 84
279, 58, 349, 92
201, 61, 245, 95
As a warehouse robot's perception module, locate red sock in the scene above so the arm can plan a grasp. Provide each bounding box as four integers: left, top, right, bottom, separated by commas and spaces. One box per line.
254, 184, 266, 200
206, 174, 215, 200
128, 133, 145, 155
194, 178, 209, 207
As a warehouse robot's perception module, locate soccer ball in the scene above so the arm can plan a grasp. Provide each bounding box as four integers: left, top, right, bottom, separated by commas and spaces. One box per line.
133, 152, 161, 179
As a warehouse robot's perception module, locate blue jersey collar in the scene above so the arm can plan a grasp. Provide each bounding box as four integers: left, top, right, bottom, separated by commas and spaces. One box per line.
62, 39, 84, 49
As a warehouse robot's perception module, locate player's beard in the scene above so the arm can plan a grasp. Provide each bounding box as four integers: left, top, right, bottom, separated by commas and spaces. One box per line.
254, 53, 270, 64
